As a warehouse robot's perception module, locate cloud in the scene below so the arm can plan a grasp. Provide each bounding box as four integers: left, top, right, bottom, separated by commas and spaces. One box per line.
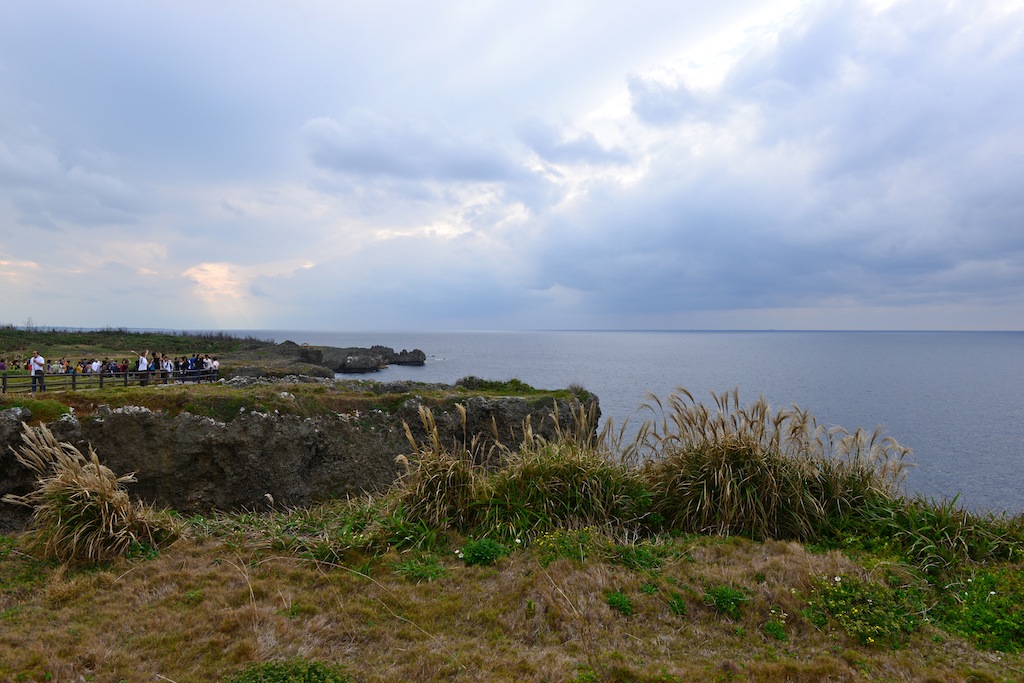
0, 0, 1022, 331
627, 76, 707, 126
535, 0, 1019, 325
517, 119, 630, 165
0, 135, 143, 228
303, 111, 528, 183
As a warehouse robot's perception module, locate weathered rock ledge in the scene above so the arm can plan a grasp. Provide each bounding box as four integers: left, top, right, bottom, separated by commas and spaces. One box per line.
0, 382, 598, 531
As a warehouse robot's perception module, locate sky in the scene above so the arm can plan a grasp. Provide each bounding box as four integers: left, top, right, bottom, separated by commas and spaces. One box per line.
1, 0, 1022, 332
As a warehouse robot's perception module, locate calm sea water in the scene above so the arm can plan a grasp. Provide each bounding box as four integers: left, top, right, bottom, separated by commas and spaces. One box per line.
249, 330, 1024, 514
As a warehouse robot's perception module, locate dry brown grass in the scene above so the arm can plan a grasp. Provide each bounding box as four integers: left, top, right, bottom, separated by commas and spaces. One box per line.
1, 525, 1020, 682
3, 423, 180, 564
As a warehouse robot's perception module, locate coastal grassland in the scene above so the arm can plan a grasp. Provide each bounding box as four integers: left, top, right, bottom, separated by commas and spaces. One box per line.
0, 326, 272, 361
1, 513, 1021, 682
2, 390, 1024, 681
1, 379, 555, 425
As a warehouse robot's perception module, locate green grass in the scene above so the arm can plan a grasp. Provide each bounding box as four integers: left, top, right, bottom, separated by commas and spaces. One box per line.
3, 386, 1024, 680
935, 567, 1024, 652
0, 398, 70, 423
806, 573, 921, 647
392, 552, 450, 582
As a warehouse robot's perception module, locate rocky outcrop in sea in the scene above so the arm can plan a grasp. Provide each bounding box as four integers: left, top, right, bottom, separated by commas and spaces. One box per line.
291, 342, 427, 373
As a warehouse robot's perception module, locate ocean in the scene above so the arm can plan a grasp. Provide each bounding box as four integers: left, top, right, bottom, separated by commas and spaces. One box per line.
247, 330, 1024, 514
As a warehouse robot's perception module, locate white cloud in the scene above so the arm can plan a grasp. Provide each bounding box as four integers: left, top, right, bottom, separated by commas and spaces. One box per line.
0, 0, 1021, 330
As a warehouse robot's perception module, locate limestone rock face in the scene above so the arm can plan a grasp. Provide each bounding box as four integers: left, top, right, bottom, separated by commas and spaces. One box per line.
0, 390, 598, 529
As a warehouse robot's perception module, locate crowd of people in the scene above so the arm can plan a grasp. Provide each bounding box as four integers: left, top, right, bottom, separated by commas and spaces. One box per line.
0, 350, 220, 384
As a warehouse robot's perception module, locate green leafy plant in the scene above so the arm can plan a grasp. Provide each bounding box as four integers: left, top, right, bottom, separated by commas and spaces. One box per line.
221, 659, 353, 683
806, 574, 918, 647
762, 604, 789, 641
392, 553, 449, 583
667, 592, 688, 617
762, 620, 788, 642
605, 590, 633, 616
704, 585, 747, 620
935, 569, 1024, 652
458, 537, 509, 566
532, 527, 598, 566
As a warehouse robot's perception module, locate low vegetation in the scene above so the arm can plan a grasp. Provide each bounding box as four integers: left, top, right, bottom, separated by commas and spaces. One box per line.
0, 325, 272, 362
1, 380, 1023, 681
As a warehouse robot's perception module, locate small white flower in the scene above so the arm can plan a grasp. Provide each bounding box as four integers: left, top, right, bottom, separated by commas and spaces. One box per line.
834, 576, 842, 582
990, 591, 996, 595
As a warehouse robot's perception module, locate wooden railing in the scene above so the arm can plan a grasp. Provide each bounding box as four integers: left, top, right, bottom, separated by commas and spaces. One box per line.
1, 369, 220, 395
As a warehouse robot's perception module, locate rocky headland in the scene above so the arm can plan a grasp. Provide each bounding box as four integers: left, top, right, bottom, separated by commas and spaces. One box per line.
222, 341, 427, 378
0, 377, 597, 531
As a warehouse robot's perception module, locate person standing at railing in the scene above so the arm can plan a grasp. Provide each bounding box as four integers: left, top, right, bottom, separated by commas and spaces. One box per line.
133, 349, 150, 386
29, 351, 46, 392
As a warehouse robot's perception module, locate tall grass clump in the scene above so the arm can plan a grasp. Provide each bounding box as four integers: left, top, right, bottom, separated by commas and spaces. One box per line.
2, 423, 179, 564
396, 404, 487, 531
637, 388, 911, 542
398, 402, 650, 542
859, 494, 1024, 575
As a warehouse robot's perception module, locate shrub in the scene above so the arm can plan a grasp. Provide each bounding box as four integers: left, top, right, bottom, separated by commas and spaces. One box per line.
222, 659, 352, 683
398, 405, 649, 542
478, 439, 650, 540
397, 405, 481, 531
2, 423, 179, 564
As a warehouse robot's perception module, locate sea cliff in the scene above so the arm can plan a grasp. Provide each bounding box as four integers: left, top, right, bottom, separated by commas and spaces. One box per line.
0, 381, 597, 530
